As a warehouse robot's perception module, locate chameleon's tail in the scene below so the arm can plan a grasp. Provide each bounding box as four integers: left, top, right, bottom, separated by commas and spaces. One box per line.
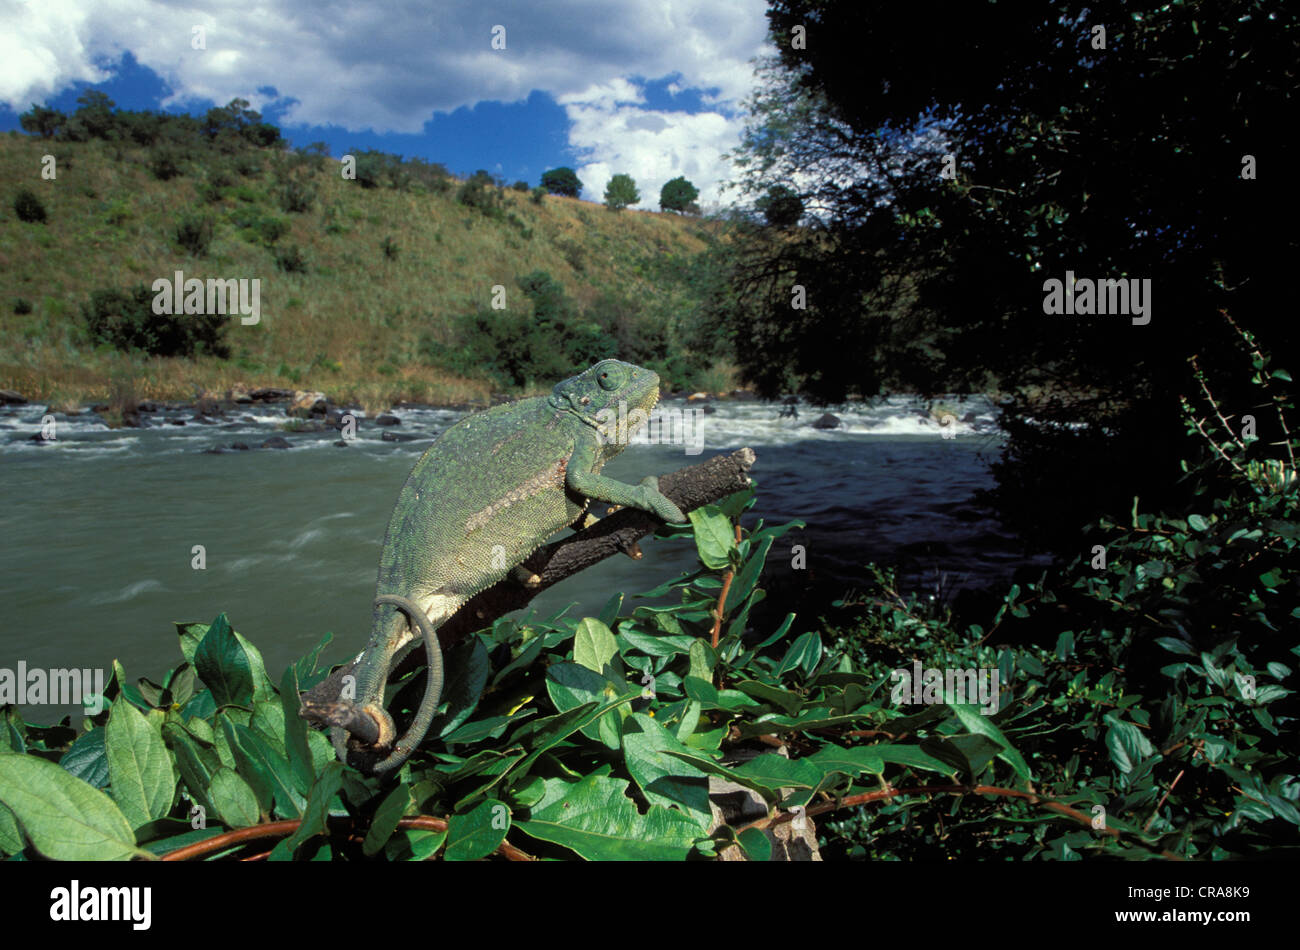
330, 594, 445, 774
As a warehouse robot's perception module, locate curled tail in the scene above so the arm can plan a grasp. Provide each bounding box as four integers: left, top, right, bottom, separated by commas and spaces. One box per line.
330, 594, 445, 774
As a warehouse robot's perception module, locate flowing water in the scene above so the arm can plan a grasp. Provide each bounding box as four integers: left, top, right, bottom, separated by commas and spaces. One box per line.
0, 393, 1031, 721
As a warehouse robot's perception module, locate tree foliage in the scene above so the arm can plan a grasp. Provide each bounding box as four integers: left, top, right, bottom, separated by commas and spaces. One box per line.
660, 176, 700, 214
604, 173, 640, 211
541, 166, 583, 197
720, 0, 1297, 549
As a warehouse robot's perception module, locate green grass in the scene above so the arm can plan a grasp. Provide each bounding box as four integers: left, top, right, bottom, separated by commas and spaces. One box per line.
0, 133, 721, 409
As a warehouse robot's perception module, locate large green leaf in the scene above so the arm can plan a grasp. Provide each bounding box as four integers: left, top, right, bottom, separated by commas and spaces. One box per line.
949, 703, 1034, 783
209, 768, 262, 828
0, 753, 145, 860
271, 761, 344, 859
60, 727, 110, 788
104, 696, 176, 830
195, 614, 254, 708
444, 798, 510, 861
574, 617, 619, 676
689, 506, 737, 570
431, 636, 492, 738
280, 666, 315, 793
516, 775, 702, 860
724, 535, 773, 613
621, 713, 712, 829
363, 785, 411, 857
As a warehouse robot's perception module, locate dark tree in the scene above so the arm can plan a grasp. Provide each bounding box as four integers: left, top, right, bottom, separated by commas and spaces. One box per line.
541, 167, 583, 197
19, 104, 66, 139
722, 0, 1297, 550
659, 176, 700, 213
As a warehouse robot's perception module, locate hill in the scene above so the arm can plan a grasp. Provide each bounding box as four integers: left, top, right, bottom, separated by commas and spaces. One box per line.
0, 130, 729, 413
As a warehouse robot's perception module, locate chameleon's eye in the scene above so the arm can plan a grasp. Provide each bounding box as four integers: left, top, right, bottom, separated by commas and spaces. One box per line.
597, 364, 625, 391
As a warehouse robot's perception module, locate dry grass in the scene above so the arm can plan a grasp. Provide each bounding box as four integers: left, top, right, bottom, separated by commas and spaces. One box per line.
0, 133, 713, 409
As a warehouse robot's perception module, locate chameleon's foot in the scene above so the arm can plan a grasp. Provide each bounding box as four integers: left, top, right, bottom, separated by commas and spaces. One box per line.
637, 476, 687, 524
618, 540, 643, 560
511, 565, 543, 588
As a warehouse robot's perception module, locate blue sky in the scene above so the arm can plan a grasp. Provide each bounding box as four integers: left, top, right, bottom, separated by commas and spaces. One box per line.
0, 1, 772, 207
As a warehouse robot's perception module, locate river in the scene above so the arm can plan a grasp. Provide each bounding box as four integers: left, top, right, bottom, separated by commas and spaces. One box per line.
0, 392, 1029, 722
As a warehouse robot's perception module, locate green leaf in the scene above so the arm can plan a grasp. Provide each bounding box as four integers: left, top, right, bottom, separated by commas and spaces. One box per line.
432, 636, 492, 738
573, 618, 619, 675
516, 775, 702, 860
195, 614, 254, 708
871, 744, 958, 776
1104, 715, 1156, 775
731, 679, 803, 716
445, 798, 510, 861
775, 631, 822, 678
725, 535, 773, 614
272, 761, 344, 858
621, 713, 712, 828
736, 827, 772, 861
807, 744, 884, 777
105, 696, 177, 830
280, 666, 315, 793
363, 785, 411, 857
176, 621, 208, 665
209, 768, 262, 828
60, 727, 110, 788
949, 704, 1033, 783
0, 803, 22, 855
689, 505, 737, 569
0, 753, 144, 860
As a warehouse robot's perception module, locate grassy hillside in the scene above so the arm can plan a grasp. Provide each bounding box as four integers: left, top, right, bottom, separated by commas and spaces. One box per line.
0, 131, 730, 412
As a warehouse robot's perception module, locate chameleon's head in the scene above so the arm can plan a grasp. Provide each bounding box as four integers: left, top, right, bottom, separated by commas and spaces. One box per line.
550, 359, 661, 441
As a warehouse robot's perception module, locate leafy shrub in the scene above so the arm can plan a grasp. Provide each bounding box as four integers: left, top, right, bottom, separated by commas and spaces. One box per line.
13, 298, 33, 314
13, 187, 47, 223
511, 180, 529, 192
457, 171, 504, 220
530, 186, 546, 205
231, 210, 288, 246
279, 178, 316, 214
274, 243, 308, 274
174, 214, 215, 256
149, 148, 184, 181
233, 154, 262, 177
380, 236, 399, 260
103, 199, 131, 225
80, 285, 230, 358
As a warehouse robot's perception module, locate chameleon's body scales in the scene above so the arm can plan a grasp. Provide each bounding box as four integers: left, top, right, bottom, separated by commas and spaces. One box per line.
333, 360, 686, 772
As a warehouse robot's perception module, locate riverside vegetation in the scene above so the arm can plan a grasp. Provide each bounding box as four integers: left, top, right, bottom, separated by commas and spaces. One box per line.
0, 328, 1294, 859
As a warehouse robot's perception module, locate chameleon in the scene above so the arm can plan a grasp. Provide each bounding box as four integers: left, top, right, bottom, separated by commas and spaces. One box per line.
326, 359, 687, 773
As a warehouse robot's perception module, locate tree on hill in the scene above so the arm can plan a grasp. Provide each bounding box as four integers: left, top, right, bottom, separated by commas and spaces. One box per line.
541, 167, 583, 197
19, 104, 66, 139
660, 176, 700, 214
603, 173, 640, 211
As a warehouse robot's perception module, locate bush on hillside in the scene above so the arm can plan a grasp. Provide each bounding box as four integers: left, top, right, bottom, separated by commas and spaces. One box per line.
13, 188, 47, 223
81, 285, 230, 358
174, 214, 215, 256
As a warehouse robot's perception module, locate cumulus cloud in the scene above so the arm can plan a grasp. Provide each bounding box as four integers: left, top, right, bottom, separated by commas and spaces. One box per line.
3, 0, 770, 203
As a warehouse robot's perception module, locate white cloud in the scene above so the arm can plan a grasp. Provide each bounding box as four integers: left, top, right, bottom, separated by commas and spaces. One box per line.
2, 0, 770, 204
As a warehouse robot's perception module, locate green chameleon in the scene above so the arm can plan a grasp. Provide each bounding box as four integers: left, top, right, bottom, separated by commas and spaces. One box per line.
328, 359, 687, 773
